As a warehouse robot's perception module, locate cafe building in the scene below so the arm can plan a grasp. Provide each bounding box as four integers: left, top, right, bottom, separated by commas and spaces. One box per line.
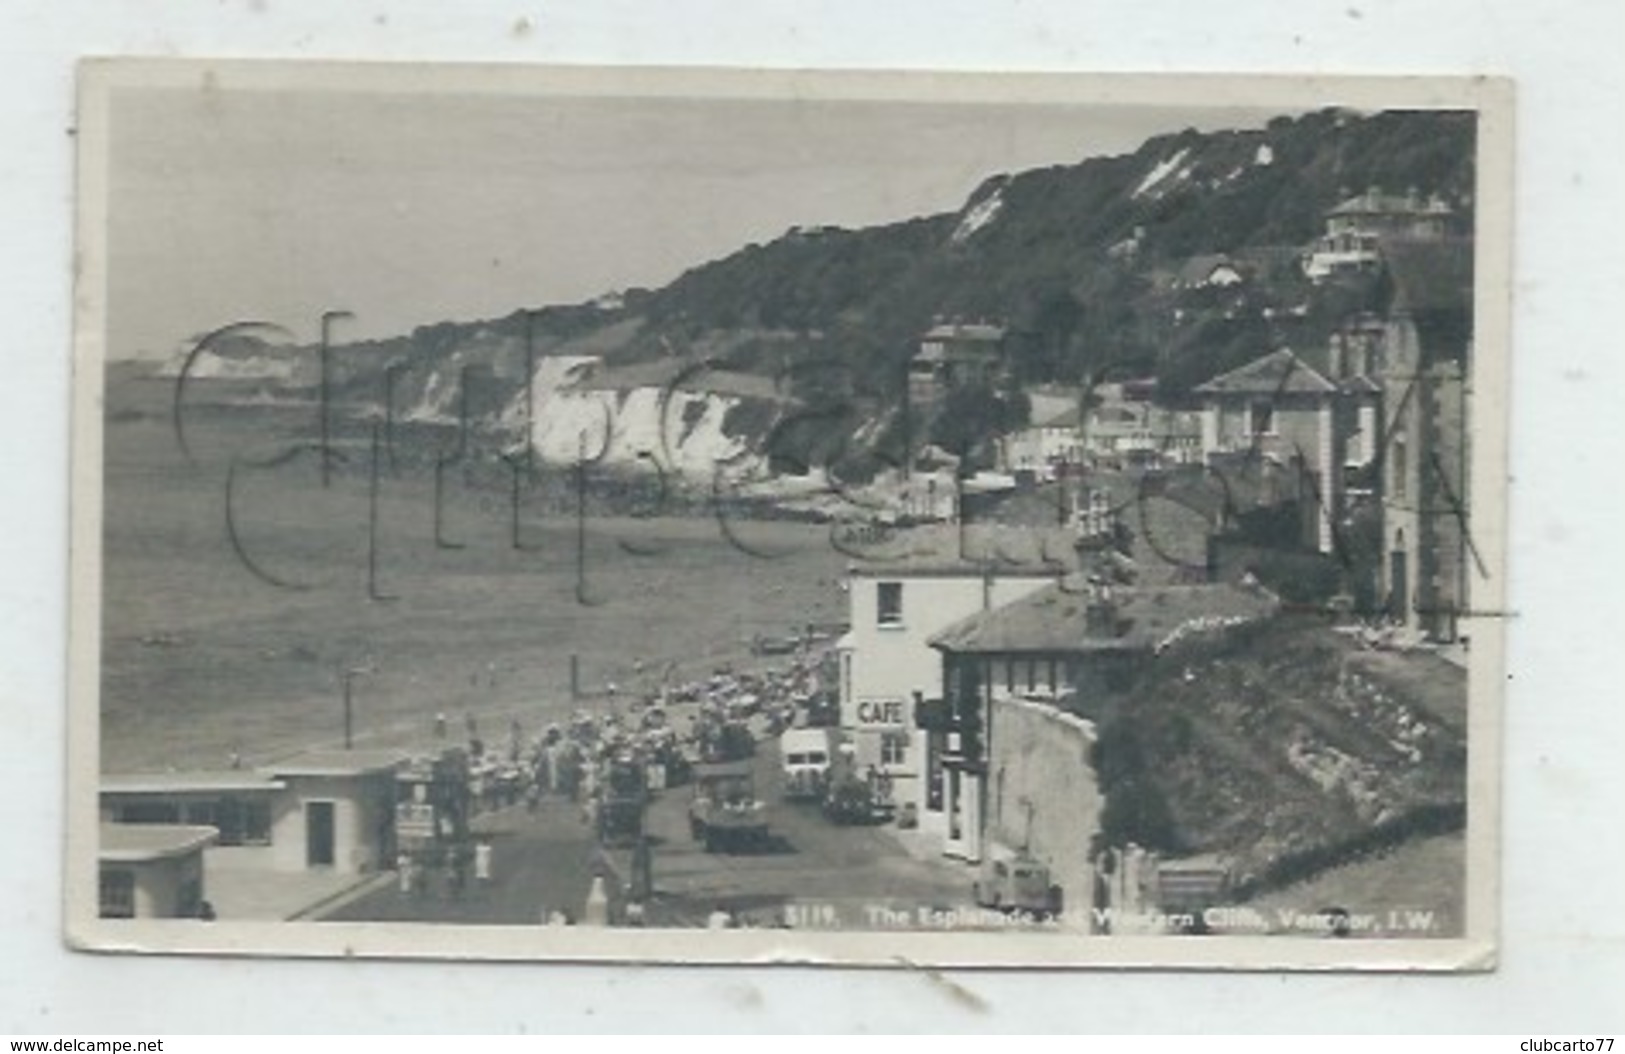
837, 523, 1081, 852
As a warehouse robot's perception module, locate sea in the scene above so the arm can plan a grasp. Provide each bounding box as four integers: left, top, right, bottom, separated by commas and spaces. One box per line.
97, 374, 848, 773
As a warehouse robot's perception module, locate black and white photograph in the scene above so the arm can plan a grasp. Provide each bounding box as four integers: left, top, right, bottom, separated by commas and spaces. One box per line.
67, 62, 1511, 968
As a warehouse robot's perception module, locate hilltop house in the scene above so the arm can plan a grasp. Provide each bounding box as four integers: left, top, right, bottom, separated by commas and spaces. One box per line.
907, 321, 1008, 408
1303, 186, 1455, 282
1376, 238, 1475, 640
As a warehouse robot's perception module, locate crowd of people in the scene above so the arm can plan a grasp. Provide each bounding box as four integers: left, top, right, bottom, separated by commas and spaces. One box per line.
392, 647, 842, 910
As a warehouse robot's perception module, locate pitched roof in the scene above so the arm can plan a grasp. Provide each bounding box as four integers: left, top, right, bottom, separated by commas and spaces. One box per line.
1193, 348, 1338, 397
1327, 189, 1452, 218
929, 579, 1277, 654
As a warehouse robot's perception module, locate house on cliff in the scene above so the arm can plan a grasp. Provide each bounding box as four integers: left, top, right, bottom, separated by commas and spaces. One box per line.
1303, 186, 1456, 282
906, 321, 1008, 409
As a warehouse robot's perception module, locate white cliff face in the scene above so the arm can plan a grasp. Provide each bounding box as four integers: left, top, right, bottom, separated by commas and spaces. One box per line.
513, 356, 771, 480
155, 343, 302, 382
1132, 147, 1192, 199
951, 184, 1005, 244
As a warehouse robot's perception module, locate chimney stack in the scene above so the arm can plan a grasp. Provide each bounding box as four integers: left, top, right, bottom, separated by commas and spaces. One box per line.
1085, 581, 1119, 637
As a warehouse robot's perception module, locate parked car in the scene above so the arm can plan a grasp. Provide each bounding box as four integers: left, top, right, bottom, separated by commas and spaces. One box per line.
821, 773, 885, 825
779, 727, 834, 801
972, 851, 1063, 917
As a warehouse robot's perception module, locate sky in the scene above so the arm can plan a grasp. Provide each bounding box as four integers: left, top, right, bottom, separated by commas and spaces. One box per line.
104, 84, 1289, 359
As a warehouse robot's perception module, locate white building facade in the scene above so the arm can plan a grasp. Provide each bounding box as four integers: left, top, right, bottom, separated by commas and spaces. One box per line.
837, 526, 1078, 857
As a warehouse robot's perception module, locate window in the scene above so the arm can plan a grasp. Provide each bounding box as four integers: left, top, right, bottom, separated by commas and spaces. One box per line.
117, 801, 180, 824
99, 868, 135, 919
1250, 401, 1276, 436
204, 796, 273, 847
876, 582, 904, 627
242, 800, 272, 846
880, 731, 909, 767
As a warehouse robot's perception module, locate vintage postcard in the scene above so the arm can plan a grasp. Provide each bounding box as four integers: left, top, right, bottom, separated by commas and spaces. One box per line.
68, 61, 1511, 968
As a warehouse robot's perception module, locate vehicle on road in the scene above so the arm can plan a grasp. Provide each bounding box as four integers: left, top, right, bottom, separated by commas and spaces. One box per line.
695, 715, 756, 764
596, 753, 648, 848
688, 760, 770, 852
820, 768, 890, 825
779, 727, 834, 801
818, 748, 892, 825
972, 851, 1063, 917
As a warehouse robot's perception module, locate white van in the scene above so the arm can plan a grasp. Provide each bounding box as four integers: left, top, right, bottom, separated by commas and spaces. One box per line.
778, 727, 834, 801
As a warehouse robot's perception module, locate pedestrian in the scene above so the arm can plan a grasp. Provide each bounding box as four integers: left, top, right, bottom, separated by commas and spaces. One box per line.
449, 847, 469, 899
397, 850, 413, 896
474, 839, 493, 884
434, 712, 447, 739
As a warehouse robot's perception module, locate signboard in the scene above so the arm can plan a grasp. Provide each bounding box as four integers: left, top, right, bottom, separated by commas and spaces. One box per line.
854, 698, 909, 728
394, 802, 436, 842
